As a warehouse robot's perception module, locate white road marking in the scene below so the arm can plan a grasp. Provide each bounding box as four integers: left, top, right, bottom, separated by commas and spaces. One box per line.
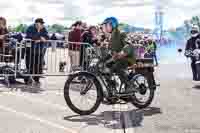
0, 104, 77, 133
2, 92, 67, 110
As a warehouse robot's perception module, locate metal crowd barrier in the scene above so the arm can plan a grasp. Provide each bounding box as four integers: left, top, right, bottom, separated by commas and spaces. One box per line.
0, 38, 154, 86
0, 39, 93, 85
21, 40, 93, 75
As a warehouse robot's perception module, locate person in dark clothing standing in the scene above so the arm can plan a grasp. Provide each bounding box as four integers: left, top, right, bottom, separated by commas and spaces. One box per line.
80, 26, 98, 70
0, 17, 8, 44
193, 39, 200, 80
26, 18, 49, 84
185, 25, 200, 81
0, 17, 8, 62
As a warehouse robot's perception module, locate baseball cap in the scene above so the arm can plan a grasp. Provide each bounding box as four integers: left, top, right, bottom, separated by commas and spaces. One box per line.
35, 18, 45, 24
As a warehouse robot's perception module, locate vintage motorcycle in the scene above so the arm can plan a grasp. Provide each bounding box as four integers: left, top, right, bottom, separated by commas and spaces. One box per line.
64, 46, 158, 115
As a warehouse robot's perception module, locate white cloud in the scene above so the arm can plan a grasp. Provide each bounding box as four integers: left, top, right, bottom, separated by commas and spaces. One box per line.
0, 0, 200, 29
0, 0, 64, 26
64, 0, 200, 29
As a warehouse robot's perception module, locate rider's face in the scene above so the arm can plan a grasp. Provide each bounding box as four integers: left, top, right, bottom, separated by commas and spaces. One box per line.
102, 24, 106, 33
105, 23, 112, 33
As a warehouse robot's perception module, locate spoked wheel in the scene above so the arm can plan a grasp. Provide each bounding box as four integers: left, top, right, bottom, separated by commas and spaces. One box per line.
2, 67, 16, 85
131, 74, 155, 109
64, 72, 103, 115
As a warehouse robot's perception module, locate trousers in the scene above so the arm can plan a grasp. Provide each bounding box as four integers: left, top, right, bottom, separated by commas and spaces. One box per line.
107, 59, 129, 85
26, 48, 43, 82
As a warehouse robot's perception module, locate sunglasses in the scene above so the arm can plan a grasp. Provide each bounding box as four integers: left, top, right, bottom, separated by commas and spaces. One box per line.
191, 30, 198, 34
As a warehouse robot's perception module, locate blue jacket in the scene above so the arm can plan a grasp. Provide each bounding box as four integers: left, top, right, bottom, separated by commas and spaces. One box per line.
26, 24, 49, 49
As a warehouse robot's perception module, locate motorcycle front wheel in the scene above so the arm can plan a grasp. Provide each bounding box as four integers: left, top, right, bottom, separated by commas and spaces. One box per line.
64, 72, 103, 115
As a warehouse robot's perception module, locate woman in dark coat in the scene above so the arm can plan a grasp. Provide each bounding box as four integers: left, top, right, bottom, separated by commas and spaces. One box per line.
0, 17, 8, 62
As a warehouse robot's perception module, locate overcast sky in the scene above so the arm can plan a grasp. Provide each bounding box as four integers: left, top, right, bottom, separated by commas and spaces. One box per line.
0, 0, 200, 29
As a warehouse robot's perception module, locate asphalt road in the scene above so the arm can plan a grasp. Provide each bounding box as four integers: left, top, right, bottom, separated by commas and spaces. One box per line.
0, 50, 200, 133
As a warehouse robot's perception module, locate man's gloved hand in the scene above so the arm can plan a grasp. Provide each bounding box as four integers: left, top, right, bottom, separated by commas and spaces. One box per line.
193, 49, 200, 57
184, 50, 193, 57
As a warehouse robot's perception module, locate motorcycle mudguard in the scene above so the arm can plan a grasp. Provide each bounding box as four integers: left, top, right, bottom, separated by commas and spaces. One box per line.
69, 71, 104, 96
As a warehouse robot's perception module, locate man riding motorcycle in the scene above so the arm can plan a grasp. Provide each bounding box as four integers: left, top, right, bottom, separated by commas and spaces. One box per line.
102, 17, 136, 93
185, 25, 200, 81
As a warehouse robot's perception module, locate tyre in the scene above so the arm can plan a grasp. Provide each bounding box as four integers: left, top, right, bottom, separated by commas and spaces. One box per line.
24, 77, 32, 85
131, 74, 155, 109
64, 72, 103, 115
2, 67, 16, 84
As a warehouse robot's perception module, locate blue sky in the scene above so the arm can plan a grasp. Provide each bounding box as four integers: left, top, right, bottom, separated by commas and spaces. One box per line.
1, 0, 200, 29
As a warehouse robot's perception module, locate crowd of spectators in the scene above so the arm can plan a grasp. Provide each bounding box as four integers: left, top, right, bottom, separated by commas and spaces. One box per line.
0, 17, 159, 85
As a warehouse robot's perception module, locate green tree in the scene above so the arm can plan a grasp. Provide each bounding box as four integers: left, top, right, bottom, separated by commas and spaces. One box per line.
15, 24, 28, 33
49, 24, 65, 33
118, 23, 130, 31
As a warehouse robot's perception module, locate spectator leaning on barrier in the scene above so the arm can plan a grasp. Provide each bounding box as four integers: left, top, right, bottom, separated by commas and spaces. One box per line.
68, 21, 82, 69
25, 18, 49, 84
0, 17, 8, 61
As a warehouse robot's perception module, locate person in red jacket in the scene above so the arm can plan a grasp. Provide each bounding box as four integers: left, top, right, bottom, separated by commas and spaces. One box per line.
68, 21, 82, 70
68, 21, 82, 50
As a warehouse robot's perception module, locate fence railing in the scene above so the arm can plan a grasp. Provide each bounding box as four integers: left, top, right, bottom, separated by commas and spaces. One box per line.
0, 38, 154, 86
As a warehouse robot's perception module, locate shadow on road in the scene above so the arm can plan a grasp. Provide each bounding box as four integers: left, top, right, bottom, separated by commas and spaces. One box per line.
64, 107, 162, 129
193, 85, 200, 89
0, 79, 45, 94
14, 85, 45, 94
138, 107, 162, 116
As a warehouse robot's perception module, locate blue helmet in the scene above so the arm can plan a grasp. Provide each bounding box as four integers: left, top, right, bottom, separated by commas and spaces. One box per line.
102, 17, 119, 29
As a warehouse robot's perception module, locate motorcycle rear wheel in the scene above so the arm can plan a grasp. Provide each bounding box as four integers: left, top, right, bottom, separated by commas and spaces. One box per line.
131, 74, 155, 109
